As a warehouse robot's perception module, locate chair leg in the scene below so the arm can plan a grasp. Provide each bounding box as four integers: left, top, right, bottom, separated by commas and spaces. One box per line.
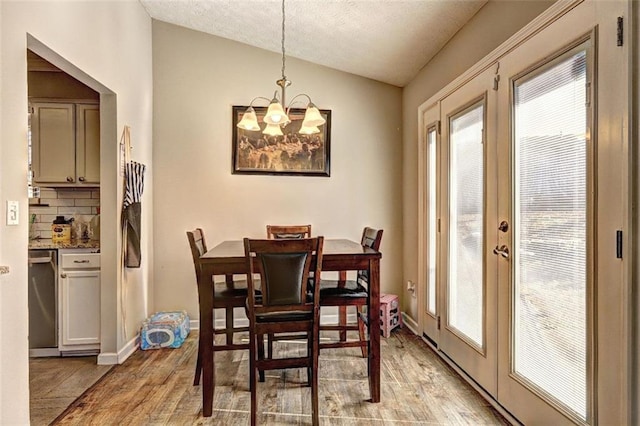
311, 335, 319, 426
257, 333, 265, 382
357, 305, 368, 358
193, 341, 202, 386
225, 306, 234, 345
337, 270, 348, 342
250, 332, 258, 426
267, 333, 274, 359
306, 332, 312, 386
339, 306, 347, 342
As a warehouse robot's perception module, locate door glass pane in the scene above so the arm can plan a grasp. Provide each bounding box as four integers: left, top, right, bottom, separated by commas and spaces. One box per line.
448, 102, 484, 347
427, 127, 437, 315
513, 48, 588, 419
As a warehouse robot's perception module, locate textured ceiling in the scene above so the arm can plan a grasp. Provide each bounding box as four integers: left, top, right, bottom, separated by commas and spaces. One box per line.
140, 0, 487, 87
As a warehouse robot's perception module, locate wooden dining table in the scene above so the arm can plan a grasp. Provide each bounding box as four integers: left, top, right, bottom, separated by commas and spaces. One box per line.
197, 238, 382, 417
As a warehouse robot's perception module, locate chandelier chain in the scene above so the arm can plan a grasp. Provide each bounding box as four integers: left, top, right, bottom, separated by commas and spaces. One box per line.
281, 0, 286, 79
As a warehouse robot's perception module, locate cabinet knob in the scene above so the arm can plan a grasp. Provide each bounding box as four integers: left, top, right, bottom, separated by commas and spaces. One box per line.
78, 176, 85, 182
61, 273, 67, 278
66, 176, 74, 182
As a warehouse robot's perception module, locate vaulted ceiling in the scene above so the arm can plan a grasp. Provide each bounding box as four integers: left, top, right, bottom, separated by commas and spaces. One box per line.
140, 0, 488, 87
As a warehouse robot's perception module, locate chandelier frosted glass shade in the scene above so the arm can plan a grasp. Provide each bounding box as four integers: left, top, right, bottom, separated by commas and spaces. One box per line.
263, 123, 284, 136
236, 107, 261, 131
264, 100, 289, 125
301, 104, 326, 127
298, 124, 320, 135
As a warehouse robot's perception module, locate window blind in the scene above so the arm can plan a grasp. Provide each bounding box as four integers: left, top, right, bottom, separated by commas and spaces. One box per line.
513, 48, 588, 419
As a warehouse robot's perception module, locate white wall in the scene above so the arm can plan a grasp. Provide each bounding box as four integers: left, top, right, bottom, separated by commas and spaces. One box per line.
401, 0, 554, 324
152, 21, 403, 319
0, 1, 153, 423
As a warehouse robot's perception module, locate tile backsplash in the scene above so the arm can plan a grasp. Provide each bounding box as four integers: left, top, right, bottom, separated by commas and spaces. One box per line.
29, 188, 100, 240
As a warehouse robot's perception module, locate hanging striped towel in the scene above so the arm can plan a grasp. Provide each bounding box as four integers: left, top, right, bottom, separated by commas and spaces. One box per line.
123, 161, 146, 269
123, 161, 146, 209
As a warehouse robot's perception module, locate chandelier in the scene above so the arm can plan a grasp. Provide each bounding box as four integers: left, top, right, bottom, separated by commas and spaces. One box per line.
236, 0, 326, 136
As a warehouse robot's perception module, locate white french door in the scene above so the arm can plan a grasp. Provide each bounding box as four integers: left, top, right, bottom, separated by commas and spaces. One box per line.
420, 1, 630, 423
437, 66, 499, 396
498, 38, 593, 425
495, 1, 629, 423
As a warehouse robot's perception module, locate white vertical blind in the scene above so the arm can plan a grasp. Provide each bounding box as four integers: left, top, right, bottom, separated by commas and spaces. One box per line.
427, 127, 437, 315
448, 103, 484, 346
513, 48, 588, 419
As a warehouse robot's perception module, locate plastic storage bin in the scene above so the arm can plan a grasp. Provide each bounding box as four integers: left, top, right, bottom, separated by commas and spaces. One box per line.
380, 293, 402, 338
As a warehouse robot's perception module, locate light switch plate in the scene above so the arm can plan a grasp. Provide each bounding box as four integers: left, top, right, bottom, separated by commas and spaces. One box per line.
6, 201, 18, 225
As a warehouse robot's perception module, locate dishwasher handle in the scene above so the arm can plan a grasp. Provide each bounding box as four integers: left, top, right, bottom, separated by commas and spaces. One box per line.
29, 257, 52, 264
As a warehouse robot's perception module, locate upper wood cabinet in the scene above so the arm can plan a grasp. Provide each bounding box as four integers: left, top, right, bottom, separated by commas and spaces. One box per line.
75, 104, 100, 184
31, 102, 100, 186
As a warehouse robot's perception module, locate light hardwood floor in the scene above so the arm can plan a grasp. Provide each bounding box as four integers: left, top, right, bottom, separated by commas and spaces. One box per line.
46, 328, 509, 425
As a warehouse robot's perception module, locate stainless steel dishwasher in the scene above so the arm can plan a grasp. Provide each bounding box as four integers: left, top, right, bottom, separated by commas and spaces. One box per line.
28, 249, 58, 357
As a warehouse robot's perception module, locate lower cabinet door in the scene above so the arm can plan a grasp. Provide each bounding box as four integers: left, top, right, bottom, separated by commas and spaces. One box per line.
60, 269, 100, 346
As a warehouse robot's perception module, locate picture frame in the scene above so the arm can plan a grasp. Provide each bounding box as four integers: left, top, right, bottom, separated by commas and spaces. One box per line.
232, 105, 331, 176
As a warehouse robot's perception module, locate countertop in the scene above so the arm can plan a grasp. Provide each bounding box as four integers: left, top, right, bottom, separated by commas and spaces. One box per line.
29, 239, 100, 250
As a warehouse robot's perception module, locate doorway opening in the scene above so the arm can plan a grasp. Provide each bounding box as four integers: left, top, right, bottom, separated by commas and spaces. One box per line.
26, 35, 118, 425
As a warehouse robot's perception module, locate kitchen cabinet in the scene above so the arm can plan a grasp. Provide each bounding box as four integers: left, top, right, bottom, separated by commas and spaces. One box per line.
31, 102, 100, 186
59, 250, 100, 352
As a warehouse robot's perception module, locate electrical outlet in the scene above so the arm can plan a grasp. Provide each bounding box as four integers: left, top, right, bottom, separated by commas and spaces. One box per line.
6, 201, 19, 225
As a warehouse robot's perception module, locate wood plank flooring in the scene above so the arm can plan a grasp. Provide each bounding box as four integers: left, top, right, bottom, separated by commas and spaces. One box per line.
30, 355, 112, 425
50, 329, 510, 425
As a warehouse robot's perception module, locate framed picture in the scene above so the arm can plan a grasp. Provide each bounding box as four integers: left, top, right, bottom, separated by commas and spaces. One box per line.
232, 105, 331, 176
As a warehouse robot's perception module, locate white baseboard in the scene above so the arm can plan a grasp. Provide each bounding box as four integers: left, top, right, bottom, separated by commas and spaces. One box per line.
401, 312, 419, 335
97, 352, 117, 365
97, 334, 139, 365
29, 347, 60, 358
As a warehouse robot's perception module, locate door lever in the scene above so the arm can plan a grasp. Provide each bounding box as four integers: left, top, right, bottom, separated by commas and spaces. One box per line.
493, 245, 510, 259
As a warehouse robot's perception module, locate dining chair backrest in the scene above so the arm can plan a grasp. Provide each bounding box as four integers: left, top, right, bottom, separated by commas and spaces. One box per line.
244, 237, 323, 312
357, 227, 383, 284
186, 228, 207, 280
361, 227, 383, 251
266, 224, 312, 240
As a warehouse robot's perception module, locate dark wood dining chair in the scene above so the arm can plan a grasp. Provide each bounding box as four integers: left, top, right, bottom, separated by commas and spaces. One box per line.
244, 237, 324, 426
266, 224, 312, 240
186, 228, 263, 386
319, 227, 383, 357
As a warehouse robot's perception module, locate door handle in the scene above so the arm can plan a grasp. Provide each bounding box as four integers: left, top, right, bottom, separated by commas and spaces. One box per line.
493, 245, 509, 259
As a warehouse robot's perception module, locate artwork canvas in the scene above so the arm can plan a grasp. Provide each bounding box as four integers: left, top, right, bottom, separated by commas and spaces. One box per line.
232, 106, 331, 176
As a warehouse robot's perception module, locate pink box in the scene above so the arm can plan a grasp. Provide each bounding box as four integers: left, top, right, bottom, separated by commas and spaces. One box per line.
380, 293, 401, 338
